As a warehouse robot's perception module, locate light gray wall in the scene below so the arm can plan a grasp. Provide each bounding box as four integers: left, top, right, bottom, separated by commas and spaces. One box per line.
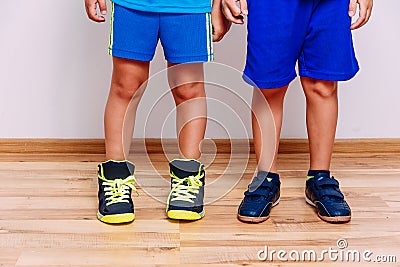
1, 0, 399, 138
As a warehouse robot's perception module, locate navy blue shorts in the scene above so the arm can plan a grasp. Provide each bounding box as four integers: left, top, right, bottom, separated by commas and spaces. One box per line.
108, 3, 214, 63
243, 0, 359, 89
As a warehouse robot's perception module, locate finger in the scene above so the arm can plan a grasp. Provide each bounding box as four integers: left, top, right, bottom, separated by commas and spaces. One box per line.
211, 23, 222, 41
98, 0, 107, 15
359, 3, 372, 28
348, 0, 357, 17
226, 0, 242, 17
239, 0, 248, 15
351, 3, 367, 30
222, 5, 244, 24
88, 1, 105, 22
225, 20, 232, 31
213, 32, 223, 42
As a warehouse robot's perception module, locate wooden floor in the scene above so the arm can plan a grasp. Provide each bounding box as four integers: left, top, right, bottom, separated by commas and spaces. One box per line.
1, 140, 400, 266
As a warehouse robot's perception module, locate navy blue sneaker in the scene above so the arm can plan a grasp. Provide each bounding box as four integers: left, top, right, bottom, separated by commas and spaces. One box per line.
97, 160, 138, 224
237, 171, 280, 223
305, 172, 351, 223
167, 159, 205, 220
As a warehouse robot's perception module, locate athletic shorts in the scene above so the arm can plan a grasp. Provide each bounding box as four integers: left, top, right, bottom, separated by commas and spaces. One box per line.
108, 3, 214, 63
243, 0, 360, 89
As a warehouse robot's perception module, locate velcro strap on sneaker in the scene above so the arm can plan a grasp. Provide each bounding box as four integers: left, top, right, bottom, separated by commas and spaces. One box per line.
246, 180, 278, 197
315, 177, 339, 187
248, 179, 273, 191
319, 189, 344, 199
245, 187, 270, 197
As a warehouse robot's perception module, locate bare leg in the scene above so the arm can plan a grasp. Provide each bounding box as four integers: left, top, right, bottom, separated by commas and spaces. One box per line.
301, 77, 338, 170
237, 86, 288, 223
167, 63, 206, 160
104, 57, 149, 160
252, 86, 288, 173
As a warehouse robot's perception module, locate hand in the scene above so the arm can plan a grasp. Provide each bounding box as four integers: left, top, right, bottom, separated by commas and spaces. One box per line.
85, 0, 107, 23
221, 0, 248, 24
349, 0, 373, 30
212, 0, 232, 41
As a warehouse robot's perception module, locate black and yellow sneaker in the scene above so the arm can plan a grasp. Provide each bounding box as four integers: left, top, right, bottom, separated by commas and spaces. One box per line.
166, 159, 205, 221
97, 160, 138, 224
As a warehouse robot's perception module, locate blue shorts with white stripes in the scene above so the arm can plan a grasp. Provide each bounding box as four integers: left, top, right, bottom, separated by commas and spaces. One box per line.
109, 3, 214, 63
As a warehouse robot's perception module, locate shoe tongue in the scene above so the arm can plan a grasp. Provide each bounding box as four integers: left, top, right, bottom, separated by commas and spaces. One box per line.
100, 161, 135, 180
169, 159, 203, 178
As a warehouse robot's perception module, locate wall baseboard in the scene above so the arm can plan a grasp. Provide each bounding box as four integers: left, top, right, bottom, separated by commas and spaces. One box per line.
0, 138, 399, 154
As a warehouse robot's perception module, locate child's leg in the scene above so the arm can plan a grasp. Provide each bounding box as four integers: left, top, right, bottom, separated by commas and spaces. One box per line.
252, 86, 288, 173
301, 77, 338, 170
237, 86, 287, 223
97, 4, 159, 224
301, 77, 351, 223
160, 12, 211, 221
105, 57, 150, 160
167, 62, 206, 159
98, 57, 149, 225
165, 63, 207, 221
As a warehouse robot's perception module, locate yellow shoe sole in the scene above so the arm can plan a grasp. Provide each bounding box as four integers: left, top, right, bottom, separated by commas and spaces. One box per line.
167, 210, 205, 221
97, 211, 135, 224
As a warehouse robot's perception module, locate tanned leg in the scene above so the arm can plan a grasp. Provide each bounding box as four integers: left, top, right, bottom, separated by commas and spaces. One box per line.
105, 57, 150, 160
301, 77, 338, 170
252, 86, 288, 172
167, 63, 206, 160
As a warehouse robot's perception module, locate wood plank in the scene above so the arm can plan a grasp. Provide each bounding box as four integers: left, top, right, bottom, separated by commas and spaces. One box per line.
15, 248, 180, 266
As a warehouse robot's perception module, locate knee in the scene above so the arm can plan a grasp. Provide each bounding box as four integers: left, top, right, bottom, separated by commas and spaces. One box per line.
172, 82, 205, 102
111, 75, 146, 101
303, 79, 337, 100
303, 79, 337, 99
259, 86, 287, 99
